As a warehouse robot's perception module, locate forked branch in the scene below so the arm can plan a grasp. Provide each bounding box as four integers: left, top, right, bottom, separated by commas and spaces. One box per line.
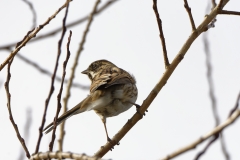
94, 0, 230, 157
0, 0, 73, 71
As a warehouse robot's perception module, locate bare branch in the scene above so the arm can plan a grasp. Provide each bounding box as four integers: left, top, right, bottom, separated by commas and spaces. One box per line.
152, 0, 169, 68
218, 10, 240, 15
0, 0, 118, 50
57, 0, 101, 151
22, 0, 37, 29
4, 58, 30, 158
15, 52, 88, 89
203, 34, 219, 126
195, 32, 230, 160
219, 133, 230, 160
30, 151, 104, 160
34, 0, 72, 153
206, 0, 229, 31
18, 108, 32, 160
218, 0, 225, 10
229, 92, 240, 117
211, 0, 217, 9
58, 31, 73, 151
194, 134, 219, 160
48, 2, 71, 151
183, 0, 196, 31
0, 0, 72, 71
161, 109, 240, 160
94, 1, 230, 157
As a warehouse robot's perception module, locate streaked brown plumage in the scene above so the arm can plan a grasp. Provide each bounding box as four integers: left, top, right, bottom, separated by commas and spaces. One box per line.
43, 59, 138, 141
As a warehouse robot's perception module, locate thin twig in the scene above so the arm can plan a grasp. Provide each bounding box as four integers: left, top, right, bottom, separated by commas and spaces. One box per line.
218, 0, 225, 10
4, 58, 30, 158
18, 108, 32, 160
219, 133, 230, 160
22, 0, 37, 29
0, 0, 73, 71
183, 0, 196, 31
15, 52, 89, 89
152, 0, 169, 68
161, 109, 240, 160
195, 33, 230, 160
167, 91, 240, 160
94, 1, 230, 157
48, 1, 71, 151
203, 34, 219, 126
4, 47, 87, 89
218, 10, 240, 15
0, 0, 118, 50
58, 31, 73, 151
211, 0, 217, 9
30, 151, 104, 160
206, 0, 230, 31
34, 0, 72, 153
58, 0, 101, 152
229, 92, 240, 117
194, 135, 219, 160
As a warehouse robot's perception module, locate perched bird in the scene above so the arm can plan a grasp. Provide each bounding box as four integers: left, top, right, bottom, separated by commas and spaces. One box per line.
43, 59, 138, 142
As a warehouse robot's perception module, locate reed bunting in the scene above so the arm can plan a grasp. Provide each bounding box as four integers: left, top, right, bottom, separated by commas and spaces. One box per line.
44, 59, 138, 142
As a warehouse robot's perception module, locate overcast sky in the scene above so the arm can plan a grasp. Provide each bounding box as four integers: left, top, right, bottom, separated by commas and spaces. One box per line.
0, 0, 240, 160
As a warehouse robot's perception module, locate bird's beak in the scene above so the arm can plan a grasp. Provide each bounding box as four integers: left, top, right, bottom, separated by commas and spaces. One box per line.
81, 69, 88, 74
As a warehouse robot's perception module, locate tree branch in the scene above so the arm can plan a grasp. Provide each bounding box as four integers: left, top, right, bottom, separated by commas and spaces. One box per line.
161, 109, 240, 160
22, 0, 37, 29
58, 0, 101, 152
183, 0, 196, 31
48, 1, 71, 151
4, 58, 30, 158
15, 52, 88, 89
152, 0, 169, 68
0, 0, 73, 71
218, 10, 240, 15
0, 0, 118, 50
30, 151, 104, 160
94, 1, 230, 157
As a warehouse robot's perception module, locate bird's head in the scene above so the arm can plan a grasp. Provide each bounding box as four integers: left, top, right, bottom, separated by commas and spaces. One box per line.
81, 59, 116, 81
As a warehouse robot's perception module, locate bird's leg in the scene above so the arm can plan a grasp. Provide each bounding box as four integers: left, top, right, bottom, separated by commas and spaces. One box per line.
128, 102, 147, 116
103, 120, 111, 142
101, 118, 120, 149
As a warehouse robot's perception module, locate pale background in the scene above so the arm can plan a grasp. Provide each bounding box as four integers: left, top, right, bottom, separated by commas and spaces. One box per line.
0, 0, 240, 159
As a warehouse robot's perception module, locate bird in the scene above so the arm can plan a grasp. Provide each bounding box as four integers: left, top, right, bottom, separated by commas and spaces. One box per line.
43, 59, 138, 142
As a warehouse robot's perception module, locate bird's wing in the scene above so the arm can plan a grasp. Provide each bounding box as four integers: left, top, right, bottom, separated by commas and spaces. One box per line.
90, 73, 111, 93
104, 76, 132, 88
90, 69, 134, 93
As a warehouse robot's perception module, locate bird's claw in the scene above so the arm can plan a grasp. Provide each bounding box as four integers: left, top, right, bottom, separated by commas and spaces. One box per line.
135, 105, 147, 116
107, 137, 120, 150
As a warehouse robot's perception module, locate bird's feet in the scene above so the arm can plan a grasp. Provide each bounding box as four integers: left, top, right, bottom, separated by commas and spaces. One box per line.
107, 137, 120, 151
128, 101, 147, 116
134, 104, 148, 116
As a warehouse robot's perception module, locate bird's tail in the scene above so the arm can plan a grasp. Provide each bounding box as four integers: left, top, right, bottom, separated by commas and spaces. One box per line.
43, 103, 84, 134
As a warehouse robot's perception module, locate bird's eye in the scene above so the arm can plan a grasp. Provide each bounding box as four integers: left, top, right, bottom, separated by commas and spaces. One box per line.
91, 63, 99, 71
